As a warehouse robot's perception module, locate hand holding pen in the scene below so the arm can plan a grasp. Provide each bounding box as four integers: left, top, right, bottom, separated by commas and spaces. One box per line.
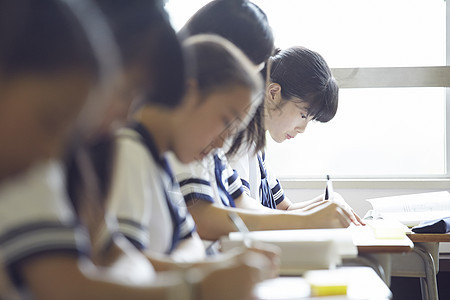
324, 175, 365, 226
227, 212, 281, 278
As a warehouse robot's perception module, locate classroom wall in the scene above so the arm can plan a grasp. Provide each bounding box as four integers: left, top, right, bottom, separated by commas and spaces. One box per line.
284, 186, 450, 252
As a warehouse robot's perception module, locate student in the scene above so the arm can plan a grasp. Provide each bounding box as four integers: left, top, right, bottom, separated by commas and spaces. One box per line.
170, 1, 358, 241
105, 33, 279, 271
0, 1, 276, 299
227, 47, 363, 221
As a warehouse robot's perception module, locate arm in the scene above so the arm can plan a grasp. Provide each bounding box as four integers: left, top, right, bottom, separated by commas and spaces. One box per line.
269, 173, 364, 225
276, 194, 323, 211
20, 250, 275, 300
233, 192, 278, 212
187, 196, 354, 242
20, 254, 169, 300
278, 193, 364, 225
145, 232, 206, 272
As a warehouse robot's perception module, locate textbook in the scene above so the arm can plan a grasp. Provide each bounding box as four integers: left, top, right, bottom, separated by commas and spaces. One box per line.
365, 191, 450, 227
220, 228, 357, 275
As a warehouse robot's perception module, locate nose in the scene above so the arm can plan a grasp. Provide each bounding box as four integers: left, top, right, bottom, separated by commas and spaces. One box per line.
295, 128, 305, 134
295, 123, 307, 134
295, 117, 311, 134
213, 137, 225, 149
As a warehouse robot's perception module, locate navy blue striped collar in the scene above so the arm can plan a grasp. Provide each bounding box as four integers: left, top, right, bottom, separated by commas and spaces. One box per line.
126, 121, 175, 183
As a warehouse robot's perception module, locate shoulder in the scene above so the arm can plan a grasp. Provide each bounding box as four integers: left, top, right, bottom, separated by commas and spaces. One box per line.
114, 128, 155, 169
168, 151, 214, 182
0, 160, 76, 225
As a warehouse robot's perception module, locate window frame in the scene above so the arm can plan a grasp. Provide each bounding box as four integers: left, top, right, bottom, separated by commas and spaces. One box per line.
279, 0, 450, 189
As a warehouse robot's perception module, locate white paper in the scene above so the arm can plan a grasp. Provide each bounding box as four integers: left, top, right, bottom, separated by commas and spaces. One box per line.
366, 191, 450, 226
221, 228, 357, 275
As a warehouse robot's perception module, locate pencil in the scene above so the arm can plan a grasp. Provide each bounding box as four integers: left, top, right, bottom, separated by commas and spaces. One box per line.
228, 212, 252, 248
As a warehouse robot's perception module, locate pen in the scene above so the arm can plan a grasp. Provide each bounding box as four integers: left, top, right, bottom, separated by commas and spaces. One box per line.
324, 175, 334, 201
228, 212, 252, 248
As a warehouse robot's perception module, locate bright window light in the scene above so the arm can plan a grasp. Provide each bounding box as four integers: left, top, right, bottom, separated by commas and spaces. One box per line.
165, 0, 447, 179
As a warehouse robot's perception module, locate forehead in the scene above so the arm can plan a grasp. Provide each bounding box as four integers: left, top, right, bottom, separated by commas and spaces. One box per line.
0, 71, 94, 118
204, 86, 252, 114
287, 98, 310, 112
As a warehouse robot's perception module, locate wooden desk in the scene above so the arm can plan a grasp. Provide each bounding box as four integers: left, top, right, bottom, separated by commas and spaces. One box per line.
254, 266, 392, 300
407, 232, 450, 243
351, 223, 414, 254
341, 225, 414, 285
221, 226, 414, 285
390, 233, 450, 300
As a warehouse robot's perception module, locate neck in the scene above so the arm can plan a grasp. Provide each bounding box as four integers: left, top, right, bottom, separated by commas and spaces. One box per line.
132, 105, 174, 154
263, 99, 271, 132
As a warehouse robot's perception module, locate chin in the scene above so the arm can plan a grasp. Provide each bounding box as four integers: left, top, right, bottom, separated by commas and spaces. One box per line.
275, 136, 285, 143
177, 154, 193, 164
269, 132, 283, 144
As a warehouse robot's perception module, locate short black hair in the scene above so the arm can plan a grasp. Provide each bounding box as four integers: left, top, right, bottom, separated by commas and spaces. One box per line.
95, 0, 185, 107
227, 46, 339, 157
0, 0, 98, 76
270, 47, 338, 123
179, 0, 274, 65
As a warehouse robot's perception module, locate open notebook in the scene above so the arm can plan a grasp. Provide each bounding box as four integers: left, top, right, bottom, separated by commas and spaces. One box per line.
366, 191, 450, 227
220, 228, 357, 275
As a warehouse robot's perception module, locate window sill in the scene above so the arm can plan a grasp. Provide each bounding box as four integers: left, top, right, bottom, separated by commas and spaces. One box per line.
280, 178, 450, 190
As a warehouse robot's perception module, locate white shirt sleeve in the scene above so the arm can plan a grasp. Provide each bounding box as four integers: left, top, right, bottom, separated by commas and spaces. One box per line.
228, 151, 251, 195
107, 133, 173, 254
0, 160, 89, 280
263, 157, 285, 204
168, 152, 215, 204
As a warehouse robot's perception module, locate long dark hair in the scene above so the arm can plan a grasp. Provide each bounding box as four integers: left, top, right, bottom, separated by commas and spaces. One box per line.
227, 46, 339, 157
183, 34, 262, 101
179, 0, 274, 66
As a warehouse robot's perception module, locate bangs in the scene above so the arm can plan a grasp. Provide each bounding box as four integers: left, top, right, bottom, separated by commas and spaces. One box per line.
299, 77, 339, 123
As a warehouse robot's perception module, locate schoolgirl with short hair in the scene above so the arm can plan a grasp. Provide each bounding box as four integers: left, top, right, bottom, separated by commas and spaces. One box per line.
227, 46, 362, 224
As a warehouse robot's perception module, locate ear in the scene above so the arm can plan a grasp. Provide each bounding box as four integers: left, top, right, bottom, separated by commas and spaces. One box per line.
267, 83, 282, 105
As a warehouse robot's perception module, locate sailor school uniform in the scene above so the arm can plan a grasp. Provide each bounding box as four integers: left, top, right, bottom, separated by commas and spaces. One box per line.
0, 160, 90, 292
228, 146, 285, 209
107, 122, 196, 255
170, 148, 245, 208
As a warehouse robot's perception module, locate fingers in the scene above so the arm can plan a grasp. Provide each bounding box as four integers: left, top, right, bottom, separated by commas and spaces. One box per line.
241, 245, 280, 280
346, 208, 360, 226
319, 202, 351, 228
352, 210, 366, 225
337, 205, 363, 226
329, 193, 363, 226
335, 206, 352, 228
199, 261, 257, 300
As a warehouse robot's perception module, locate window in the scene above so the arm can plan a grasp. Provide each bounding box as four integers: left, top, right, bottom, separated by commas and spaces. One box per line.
165, 0, 449, 179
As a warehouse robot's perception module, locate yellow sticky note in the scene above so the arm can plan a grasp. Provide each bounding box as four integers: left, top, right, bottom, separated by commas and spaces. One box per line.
366, 220, 408, 239
304, 269, 348, 297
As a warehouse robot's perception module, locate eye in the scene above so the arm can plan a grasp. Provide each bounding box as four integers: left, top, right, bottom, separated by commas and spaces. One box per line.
222, 117, 232, 127
301, 113, 307, 119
